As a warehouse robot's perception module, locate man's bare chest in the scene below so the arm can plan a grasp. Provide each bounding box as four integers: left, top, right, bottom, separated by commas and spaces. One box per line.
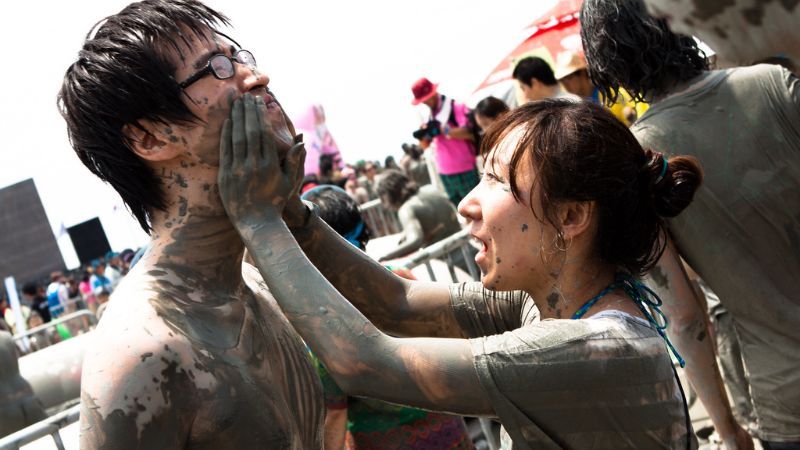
149, 288, 324, 448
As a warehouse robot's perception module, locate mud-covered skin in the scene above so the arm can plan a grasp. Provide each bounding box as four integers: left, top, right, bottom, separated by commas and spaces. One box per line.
378, 185, 462, 262
78, 29, 322, 450
268, 127, 467, 340
643, 0, 800, 63
290, 212, 468, 339
80, 260, 323, 450
219, 97, 494, 416
0, 331, 47, 437
647, 240, 754, 450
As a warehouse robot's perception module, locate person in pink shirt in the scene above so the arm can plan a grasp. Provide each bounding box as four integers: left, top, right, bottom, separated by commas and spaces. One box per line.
411, 78, 479, 205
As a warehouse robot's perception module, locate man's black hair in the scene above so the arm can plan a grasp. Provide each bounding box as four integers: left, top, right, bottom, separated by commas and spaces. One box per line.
22, 282, 38, 297
319, 154, 335, 178
375, 170, 418, 208
304, 187, 369, 249
401, 143, 424, 160
475, 96, 509, 119
580, 0, 708, 104
58, 0, 230, 233
512, 57, 558, 87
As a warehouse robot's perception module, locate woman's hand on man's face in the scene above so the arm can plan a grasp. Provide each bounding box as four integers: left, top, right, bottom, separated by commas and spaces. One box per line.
217, 93, 305, 227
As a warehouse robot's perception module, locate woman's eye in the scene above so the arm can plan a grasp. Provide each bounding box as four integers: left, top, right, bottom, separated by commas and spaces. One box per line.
486, 173, 504, 183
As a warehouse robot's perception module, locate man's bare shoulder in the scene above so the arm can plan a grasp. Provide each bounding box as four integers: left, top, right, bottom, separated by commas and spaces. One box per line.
80, 275, 216, 448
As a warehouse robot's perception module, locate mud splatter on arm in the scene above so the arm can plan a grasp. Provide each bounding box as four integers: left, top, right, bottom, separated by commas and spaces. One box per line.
219, 95, 491, 414
293, 212, 464, 338
649, 237, 742, 442
223, 95, 463, 338
240, 220, 493, 416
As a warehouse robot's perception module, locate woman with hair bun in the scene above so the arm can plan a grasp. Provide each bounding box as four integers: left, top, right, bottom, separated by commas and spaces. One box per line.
219, 97, 704, 450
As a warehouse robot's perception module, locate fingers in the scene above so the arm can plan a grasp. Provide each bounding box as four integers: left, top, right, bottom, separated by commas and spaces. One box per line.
254, 97, 273, 162
291, 142, 306, 193
257, 107, 279, 172
283, 108, 297, 138
284, 142, 306, 190
244, 94, 260, 161
219, 118, 233, 171
231, 97, 246, 163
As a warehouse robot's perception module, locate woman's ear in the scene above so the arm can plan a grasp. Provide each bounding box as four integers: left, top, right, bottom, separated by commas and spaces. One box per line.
558, 200, 596, 241
122, 120, 181, 162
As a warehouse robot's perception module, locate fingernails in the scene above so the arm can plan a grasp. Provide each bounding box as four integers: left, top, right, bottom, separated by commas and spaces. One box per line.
244, 92, 253, 102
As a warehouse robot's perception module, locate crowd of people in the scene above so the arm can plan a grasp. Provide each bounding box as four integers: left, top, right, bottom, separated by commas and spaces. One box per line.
0, 250, 140, 346
1, 0, 797, 448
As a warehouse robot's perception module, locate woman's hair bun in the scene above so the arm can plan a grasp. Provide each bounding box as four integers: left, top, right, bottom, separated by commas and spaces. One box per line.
642, 149, 704, 218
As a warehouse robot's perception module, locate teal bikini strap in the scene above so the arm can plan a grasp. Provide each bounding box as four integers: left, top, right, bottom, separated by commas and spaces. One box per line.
571, 273, 686, 367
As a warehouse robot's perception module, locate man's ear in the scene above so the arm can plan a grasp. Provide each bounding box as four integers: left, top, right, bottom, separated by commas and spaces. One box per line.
558, 200, 595, 241
122, 120, 181, 162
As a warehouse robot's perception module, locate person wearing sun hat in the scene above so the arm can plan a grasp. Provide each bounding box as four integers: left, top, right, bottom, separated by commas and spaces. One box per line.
411, 77, 479, 206
554, 50, 644, 125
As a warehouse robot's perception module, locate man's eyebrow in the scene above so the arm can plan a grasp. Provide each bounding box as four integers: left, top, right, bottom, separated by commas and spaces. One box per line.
191, 44, 238, 70
191, 49, 217, 70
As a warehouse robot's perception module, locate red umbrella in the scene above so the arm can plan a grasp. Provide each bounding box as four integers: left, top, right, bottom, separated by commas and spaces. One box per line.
471, 0, 584, 105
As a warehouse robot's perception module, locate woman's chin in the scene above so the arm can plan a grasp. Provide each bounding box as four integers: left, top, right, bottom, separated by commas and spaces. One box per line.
481, 272, 503, 291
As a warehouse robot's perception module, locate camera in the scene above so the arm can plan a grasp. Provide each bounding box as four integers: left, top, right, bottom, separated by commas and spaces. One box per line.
412, 119, 442, 140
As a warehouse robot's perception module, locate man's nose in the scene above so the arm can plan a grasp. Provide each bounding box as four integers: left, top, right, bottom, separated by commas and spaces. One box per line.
235, 62, 268, 92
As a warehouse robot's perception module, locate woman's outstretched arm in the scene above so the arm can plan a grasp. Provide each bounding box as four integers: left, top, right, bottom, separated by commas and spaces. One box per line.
218, 94, 493, 415
241, 219, 493, 415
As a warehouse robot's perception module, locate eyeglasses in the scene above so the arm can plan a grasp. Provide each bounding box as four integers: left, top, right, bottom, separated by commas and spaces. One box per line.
178, 49, 257, 89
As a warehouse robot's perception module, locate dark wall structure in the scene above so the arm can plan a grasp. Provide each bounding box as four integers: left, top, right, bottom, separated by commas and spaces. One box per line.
68, 218, 111, 266
0, 179, 65, 286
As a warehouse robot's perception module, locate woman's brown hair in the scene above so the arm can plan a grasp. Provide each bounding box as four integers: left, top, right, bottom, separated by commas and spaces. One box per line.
482, 99, 703, 275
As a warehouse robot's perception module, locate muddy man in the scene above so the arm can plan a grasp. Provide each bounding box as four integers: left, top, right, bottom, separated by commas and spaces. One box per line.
58, 1, 323, 448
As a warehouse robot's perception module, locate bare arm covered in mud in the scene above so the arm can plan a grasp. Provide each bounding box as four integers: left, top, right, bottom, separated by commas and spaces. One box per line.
651, 239, 754, 450
377, 205, 425, 262
289, 211, 464, 338
218, 95, 493, 415
276, 148, 463, 338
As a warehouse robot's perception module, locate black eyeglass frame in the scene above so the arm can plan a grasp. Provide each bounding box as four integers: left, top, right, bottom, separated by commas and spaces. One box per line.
177, 49, 257, 89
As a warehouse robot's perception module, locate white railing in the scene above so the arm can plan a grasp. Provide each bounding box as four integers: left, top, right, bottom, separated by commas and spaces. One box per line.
0, 404, 80, 450
13, 310, 96, 355
359, 199, 401, 237
0, 230, 492, 450
398, 229, 480, 282
393, 229, 499, 450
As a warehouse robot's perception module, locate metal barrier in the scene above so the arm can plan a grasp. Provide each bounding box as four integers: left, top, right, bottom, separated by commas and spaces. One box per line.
395, 229, 500, 450
0, 232, 487, 450
13, 311, 96, 343
0, 404, 80, 450
359, 198, 401, 237
14, 310, 97, 355
398, 229, 480, 283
